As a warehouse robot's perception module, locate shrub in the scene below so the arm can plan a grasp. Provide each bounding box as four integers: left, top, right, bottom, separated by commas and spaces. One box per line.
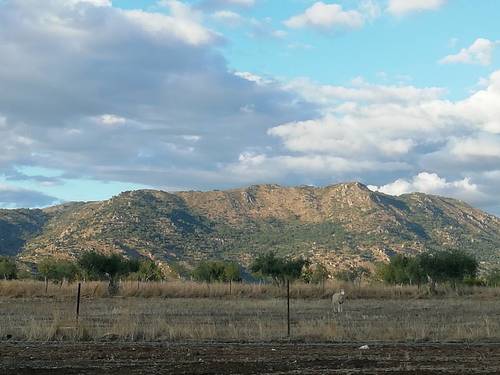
334, 266, 370, 284
250, 252, 309, 285
0, 256, 18, 280
133, 259, 164, 281
37, 258, 80, 283
192, 261, 241, 283
78, 251, 138, 281
484, 268, 500, 287
378, 250, 478, 285
302, 263, 329, 284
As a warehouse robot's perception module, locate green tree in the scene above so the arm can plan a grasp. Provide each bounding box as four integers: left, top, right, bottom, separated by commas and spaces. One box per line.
418, 250, 478, 283
137, 259, 163, 281
78, 251, 139, 295
38, 258, 80, 283
192, 261, 241, 283
301, 263, 330, 284
484, 268, 500, 287
250, 252, 309, 285
377, 254, 418, 285
378, 250, 478, 286
311, 263, 329, 284
0, 257, 17, 280
334, 266, 370, 285
78, 251, 136, 280
223, 262, 242, 282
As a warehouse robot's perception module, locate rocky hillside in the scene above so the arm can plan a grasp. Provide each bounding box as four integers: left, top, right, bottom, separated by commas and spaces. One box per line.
1, 183, 499, 273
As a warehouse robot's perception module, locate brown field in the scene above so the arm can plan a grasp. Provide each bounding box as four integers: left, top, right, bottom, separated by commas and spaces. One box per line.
2, 342, 500, 374
2, 280, 500, 373
1, 280, 500, 342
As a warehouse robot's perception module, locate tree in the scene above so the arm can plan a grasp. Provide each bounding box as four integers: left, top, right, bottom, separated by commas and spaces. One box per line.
137, 259, 163, 281
484, 268, 500, 287
302, 263, 330, 284
0, 257, 17, 280
192, 261, 241, 283
311, 263, 330, 284
418, 250, 478, 283
334, 266, 370, 285
78, 251, 139, 295
378, 250, 478, 286
38, 258, 80, 283
223, 262, 242, 282
250, 252, 309, 285
78, 251, 136, 280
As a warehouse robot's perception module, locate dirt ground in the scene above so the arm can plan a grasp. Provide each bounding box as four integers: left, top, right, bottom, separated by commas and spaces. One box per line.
2, 342, 500, 374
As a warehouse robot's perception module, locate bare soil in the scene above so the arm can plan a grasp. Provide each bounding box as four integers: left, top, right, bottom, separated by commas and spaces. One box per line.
2, 342, 500, 374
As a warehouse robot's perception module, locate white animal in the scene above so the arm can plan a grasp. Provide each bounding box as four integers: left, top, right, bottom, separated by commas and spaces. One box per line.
331, 289, 345, 313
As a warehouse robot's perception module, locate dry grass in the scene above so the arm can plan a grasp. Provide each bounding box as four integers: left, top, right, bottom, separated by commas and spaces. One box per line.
1, 296, 500, 342
2, 279, 500, 300
2, 280, 500, 343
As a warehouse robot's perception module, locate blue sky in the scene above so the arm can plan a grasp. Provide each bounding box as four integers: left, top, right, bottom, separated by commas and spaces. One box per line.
1, 0, 500, 214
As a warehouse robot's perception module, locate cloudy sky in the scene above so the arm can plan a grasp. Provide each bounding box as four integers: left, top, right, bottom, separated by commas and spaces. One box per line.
1, 0, 500, 215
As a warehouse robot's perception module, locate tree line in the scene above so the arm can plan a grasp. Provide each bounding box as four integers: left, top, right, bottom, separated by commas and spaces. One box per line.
1, 249, 500, 287
376, 249, 484, 286
0, 252, 163, 283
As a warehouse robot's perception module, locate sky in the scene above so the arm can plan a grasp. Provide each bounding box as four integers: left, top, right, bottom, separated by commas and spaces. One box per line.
0, 0, 500, 215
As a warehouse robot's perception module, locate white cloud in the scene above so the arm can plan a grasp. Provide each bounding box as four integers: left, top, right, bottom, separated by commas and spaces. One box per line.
71, 0, 111, 6
97, 114, 127, 126
0, 0, 310, 193
234, 71, 272, 86
212, 10, 243, 26
2, 0, 500, 215
284, 2, 366, 30
368, 172, 483, 204
284, 78, 444, 105
387, 0, 446, 16
124, 2, 216, 46
439, 38, 499, 66
198, 0, 255, 10
221, 0, 254, 5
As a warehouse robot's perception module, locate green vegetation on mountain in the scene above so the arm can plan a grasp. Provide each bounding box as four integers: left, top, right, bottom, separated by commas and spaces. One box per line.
0, 183, 499, 274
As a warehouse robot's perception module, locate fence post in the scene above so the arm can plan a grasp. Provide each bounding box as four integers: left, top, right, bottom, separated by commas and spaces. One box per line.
287, 279, 290, 338
76, 282, 81, 321
229, 280, 232, 296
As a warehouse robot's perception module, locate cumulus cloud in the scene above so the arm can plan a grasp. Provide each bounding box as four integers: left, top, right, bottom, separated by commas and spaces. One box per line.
198, 0, 255, 11
2, 0, 500, 215
0, 0, 313, 192
260, 70, 500, 214
284, 78, 445, 105
440, 38, 499, 66
368, 172, 487, 208
211, 10, 243, 26
125, 1, 217, 46
0, 184, 60, 208
387, 0, 446, 16
284, 1, 377, 30
369, 172, 475, 195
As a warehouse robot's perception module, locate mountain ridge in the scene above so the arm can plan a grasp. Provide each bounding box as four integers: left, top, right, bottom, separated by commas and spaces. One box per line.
1, 182, 499, 273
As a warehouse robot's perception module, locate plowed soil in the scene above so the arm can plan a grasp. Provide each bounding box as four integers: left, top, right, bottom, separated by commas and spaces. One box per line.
2, 342, 500, 374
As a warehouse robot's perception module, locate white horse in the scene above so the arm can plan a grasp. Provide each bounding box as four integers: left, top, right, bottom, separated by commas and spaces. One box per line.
331, 289, 345, 313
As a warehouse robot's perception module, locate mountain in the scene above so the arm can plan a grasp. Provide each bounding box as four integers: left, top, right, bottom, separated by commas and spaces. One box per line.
1, 183, 499, 273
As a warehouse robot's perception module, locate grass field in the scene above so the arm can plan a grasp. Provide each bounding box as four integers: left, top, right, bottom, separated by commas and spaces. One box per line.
1, 280, 500, 342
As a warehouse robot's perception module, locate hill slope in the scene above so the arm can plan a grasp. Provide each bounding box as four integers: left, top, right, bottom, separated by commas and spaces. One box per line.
1, 183, 499, 272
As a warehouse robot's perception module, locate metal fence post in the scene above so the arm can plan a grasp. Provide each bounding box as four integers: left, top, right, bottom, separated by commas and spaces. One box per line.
287, 279, 290, 338
76, 282, 81, 321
